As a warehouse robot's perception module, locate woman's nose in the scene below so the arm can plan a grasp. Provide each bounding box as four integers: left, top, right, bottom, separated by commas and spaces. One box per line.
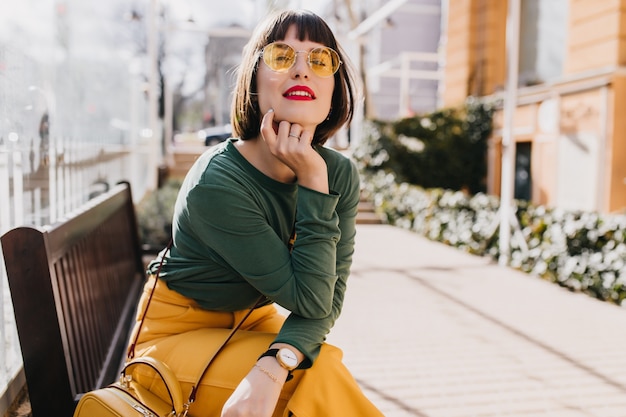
291, 52, 310, 78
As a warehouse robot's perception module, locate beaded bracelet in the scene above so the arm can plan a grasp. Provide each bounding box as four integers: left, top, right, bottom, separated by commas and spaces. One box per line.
254, 364, 280, 383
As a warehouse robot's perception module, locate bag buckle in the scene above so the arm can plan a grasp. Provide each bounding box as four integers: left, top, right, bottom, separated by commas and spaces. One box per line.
119, 374, 132, 389
180, 401, 192, 417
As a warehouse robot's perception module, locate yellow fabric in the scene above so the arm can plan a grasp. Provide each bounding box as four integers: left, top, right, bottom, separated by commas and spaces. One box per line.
74, 386, 174, 417
128, 276, 384, 417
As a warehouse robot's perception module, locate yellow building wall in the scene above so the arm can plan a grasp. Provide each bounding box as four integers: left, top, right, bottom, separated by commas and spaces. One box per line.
608, 76, 626, 211
532, 138, 558, 207
443, 0, 506, 107
443, 0, 473, 105
560, 90, 603, 134
472, 0, 507, 96
442, 0, 626, 213
558, 89, 606, 211
491, 87, 611, 211
566, 0, 626, 73
512, 104, 535, 131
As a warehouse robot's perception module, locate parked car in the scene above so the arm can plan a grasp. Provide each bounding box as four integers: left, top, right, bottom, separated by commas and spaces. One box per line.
202, 125, 232, 146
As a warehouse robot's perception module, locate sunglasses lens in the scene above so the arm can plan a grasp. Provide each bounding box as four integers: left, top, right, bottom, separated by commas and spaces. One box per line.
309, 47, 341, 77
262, 43, 342, 77
263, 43, 295, 72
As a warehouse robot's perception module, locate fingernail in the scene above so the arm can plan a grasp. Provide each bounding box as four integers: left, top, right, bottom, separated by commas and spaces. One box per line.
267, 108, 274, 113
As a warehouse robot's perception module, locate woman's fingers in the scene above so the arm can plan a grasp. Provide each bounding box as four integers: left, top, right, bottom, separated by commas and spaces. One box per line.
261, 108, 316, 151
298, 129, 313, 146
261, 110, 301, 149
260, 108, 277, 147
259, 111, 327, 191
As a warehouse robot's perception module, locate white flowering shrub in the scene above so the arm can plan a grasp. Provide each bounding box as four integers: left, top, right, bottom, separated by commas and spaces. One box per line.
361, 171, 626, 306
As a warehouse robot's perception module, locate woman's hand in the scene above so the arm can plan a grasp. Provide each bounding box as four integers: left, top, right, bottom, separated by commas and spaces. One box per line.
260, 109, 329, 194
220, 357, 289, 417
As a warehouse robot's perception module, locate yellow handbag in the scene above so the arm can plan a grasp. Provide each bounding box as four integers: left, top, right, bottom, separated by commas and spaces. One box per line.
73, 242, 266, 417
73, 356, 186, 417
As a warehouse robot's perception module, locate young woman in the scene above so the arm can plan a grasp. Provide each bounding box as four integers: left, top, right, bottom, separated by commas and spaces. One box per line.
129, 9, 384, 417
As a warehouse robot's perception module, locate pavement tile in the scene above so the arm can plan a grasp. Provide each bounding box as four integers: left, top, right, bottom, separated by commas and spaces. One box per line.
327, 225, 626, 417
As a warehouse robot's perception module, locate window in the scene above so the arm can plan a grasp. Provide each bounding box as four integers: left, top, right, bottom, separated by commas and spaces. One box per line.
519, 0, 568, 86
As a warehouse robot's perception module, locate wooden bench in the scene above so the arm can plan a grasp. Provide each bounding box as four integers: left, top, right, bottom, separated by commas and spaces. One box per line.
1, 182, 146, 417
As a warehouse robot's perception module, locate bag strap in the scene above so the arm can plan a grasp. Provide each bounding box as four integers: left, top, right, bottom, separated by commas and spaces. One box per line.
125, 240, 267, 412
127, 240, 173, 361
185, 225, 296, 406
186, 294, 266, 406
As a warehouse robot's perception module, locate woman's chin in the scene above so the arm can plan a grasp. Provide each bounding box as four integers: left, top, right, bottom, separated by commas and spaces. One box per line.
273, 114, 324, 130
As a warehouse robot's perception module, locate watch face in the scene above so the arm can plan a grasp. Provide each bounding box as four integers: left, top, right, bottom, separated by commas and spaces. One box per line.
278, 348, 298, 369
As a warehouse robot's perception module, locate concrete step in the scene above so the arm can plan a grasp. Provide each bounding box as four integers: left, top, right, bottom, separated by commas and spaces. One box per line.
169, 145, 205, 178
356, 211, 384, 224
356, 196, 382, 225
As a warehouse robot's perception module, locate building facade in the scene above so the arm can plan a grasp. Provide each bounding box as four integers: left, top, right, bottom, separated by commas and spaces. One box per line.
360, 0, 443, 120
322, 0, 444, 121
443, 0, 626, 213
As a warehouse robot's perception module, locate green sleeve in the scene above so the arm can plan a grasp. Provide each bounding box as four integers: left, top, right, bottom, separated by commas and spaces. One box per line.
274, 158, 361, 368
186, 183, 340, 320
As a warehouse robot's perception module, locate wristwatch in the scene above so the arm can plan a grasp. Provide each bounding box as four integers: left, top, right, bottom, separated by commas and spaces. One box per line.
258, 348, 299, 380
259, 348, 299, 370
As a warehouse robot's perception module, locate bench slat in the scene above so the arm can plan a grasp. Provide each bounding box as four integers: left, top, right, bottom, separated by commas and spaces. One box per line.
1, 182, 145, 417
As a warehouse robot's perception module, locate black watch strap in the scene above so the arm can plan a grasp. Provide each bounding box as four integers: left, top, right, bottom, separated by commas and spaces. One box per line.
258, 348, 279, 361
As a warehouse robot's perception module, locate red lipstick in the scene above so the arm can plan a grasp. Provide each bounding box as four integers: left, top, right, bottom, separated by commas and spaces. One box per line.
283, 85, 316, 100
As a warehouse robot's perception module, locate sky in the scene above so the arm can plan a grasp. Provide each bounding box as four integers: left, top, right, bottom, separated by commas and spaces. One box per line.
0, 0, 335, 100
168, 0, 332, 29
0, 0, 333, 45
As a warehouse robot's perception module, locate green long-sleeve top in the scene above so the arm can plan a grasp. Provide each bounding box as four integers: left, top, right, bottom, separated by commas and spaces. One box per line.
147, 138, 360, 368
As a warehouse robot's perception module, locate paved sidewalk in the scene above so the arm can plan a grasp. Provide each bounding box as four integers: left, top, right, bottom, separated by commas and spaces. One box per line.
327, 225, 626, 417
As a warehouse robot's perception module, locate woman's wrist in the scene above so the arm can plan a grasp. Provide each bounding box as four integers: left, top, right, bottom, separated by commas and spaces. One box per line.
253, 364, 282, 384
256, 356, 290, 383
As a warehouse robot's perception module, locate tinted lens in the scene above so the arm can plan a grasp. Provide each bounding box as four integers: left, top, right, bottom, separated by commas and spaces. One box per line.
263, 43, 295, 73
308, 47, 341, 77
262, 43, 342, 77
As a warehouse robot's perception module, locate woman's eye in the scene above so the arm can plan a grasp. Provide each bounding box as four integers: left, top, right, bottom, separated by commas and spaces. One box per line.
311, 54, 331, 66
311, 59, 327, 67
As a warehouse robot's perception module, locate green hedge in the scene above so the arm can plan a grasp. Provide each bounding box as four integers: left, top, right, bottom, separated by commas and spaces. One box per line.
353, 97, 493, 194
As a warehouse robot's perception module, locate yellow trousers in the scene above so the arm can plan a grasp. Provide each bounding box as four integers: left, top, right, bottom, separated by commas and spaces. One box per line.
128, 276, 385, 417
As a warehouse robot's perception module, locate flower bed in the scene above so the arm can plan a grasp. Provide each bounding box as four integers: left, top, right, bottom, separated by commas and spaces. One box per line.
362, 170, 626, 306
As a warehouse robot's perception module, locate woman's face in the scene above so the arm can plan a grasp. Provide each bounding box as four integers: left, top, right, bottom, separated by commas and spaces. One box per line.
256, 25, 335, 132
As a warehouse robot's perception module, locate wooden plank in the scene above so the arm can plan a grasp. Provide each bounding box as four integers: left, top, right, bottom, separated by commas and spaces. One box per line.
1, 227, 75, 417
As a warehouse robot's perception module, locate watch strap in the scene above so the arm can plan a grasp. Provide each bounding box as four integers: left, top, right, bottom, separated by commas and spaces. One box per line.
258, 348, 279, 361
257, 349, 294, 381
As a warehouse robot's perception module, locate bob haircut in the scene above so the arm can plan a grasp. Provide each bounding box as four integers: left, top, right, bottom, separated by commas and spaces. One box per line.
231, 9, 357, 146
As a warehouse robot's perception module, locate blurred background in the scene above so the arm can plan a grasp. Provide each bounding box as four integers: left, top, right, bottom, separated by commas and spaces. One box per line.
4, 0, 626, 414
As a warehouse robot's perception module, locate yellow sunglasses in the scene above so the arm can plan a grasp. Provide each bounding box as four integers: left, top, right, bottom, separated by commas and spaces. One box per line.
260, 42, 342, 78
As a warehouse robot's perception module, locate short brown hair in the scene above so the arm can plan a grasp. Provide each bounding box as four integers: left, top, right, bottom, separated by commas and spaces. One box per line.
231, 10, 357, 145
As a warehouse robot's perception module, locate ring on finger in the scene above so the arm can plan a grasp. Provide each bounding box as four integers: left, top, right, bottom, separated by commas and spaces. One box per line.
288, 133, 300, 139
